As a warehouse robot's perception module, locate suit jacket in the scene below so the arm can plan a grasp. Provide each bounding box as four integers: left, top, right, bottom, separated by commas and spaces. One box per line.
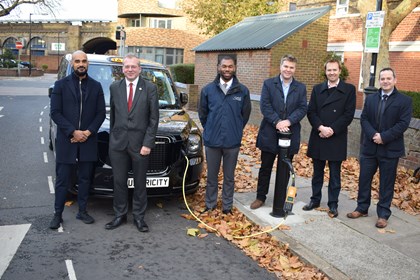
256, 76, 307, 155
50, 73, 106, 164
360, 87, 412, 158
109, 77, 159, 152
307, 80, 356, 161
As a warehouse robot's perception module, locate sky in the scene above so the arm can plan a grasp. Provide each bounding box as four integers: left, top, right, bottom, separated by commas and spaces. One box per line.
2, 0, 118, 21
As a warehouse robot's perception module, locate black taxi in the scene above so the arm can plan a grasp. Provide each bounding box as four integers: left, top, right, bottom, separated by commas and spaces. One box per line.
49, 54, 203, 197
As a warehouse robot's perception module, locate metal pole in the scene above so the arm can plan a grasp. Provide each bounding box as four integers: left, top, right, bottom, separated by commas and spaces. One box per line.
366, 0, 383, 89
29, 13, 32, 76
57, 32, 60, 68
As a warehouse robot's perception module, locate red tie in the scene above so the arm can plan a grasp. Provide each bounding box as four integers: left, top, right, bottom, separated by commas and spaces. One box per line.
128, 83, 133, 111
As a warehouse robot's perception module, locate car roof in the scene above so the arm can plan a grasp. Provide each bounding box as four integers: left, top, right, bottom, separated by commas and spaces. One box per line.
64, 53, 167, 69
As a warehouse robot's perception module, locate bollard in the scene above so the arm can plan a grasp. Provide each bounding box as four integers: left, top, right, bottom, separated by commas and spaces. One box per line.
271, 130, 292, 218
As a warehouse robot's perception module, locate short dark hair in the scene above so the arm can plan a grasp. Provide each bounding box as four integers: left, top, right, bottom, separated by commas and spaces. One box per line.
280, 54, 297, 65
218, 55, 236, 66
379, 67, 396, 78
324, 58, 342, 70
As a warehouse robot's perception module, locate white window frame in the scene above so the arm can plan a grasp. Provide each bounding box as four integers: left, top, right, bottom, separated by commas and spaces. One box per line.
149, 18, 172, 29
336, 0, 349, 15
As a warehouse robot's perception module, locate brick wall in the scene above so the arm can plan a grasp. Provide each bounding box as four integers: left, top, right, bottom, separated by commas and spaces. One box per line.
390, 52, 420, 92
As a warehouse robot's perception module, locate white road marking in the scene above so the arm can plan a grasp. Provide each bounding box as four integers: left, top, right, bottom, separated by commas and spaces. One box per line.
58, 225, 64, 233
44, 105, 48, 109
41, 137, 45, 145
43, 152, 48, 163
40, 111, 44, 116
39, 126, 42, 132
0, 106, 3, 118
48, 176, 54, 194
65, 260, 77, 280
0, 224, 31, 279
39, 118, 42, 123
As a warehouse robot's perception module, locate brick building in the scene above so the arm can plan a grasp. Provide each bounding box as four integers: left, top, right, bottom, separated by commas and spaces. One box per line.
193, 6, 331, 98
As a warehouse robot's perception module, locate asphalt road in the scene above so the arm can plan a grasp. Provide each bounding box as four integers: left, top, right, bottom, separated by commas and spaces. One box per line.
0, 74, 277, 280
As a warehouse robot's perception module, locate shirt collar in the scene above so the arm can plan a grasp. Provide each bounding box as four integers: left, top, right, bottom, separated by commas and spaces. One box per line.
220, 78, 233, 89
328, 79, 340, 88
126, 77, 139, 89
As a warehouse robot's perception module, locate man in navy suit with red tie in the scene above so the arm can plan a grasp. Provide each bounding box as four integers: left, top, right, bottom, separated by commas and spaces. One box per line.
347, 68, 412, 228
105, 54, 159, 232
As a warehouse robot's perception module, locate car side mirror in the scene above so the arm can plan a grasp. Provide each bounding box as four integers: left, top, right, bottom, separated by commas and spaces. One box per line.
48, 86, 53, 98
180, 91, 188, 106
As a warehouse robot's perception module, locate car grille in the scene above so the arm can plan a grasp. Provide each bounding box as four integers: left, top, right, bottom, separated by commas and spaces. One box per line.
148, 136, 176, 174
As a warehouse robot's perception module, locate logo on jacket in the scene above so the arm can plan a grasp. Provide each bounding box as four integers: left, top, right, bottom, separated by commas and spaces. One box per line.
232, 96, 242, 101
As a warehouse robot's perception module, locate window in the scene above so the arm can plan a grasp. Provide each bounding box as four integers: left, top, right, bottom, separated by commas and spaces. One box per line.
157, 0, 178, 9
336, 0, 349, 15
130, 19, 141, 27
128, 46, 184, 65
150, 18, 172, 29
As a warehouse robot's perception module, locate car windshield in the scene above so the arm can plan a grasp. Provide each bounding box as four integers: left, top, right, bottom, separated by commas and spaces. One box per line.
87, 63, 179, 109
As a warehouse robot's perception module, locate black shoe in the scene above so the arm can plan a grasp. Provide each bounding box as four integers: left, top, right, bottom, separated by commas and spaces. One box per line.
133, 219, 149, 232
49, 214, 63, 229
302, 201, 320, 211
201, 207, 215, 214
105, 216, 127, 230
222, 209, 233, 215
76, 211, 95, 224
328, 207, 338, 218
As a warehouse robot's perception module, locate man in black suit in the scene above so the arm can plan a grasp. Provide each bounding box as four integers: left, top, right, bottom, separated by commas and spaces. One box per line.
49, 50, 106, 229
303, 58, 356, 218
347, 68, 412, 228
105, 54, 159, 232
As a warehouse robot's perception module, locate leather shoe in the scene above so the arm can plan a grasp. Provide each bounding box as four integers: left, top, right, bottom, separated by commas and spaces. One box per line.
346, 211, 368, 219
201, 207, 215, 214
134, 219, 149, 232
328, 207, 338, 218
302, 201, 320, 211
250, 199, 264, 210
222, 209, 233, 215
105, 215, 127, 230
375, 218, 388, 228
49, 214, 63, 229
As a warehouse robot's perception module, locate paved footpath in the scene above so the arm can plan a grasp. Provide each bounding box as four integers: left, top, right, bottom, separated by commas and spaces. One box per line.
188, 110, 420, 280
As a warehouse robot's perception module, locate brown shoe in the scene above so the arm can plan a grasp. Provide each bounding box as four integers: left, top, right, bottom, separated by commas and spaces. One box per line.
250, 199, 264, 210
346, 211, 368, 219
375, 218, 388, 228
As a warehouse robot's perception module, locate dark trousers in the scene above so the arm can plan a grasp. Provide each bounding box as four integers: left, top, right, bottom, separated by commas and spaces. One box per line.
310, 159, 342, 209
256, 151, 293, 202
205, 146, 240, 211
55, 161, 94, 214
356, 155, 399, 220
109, 148, 149, 220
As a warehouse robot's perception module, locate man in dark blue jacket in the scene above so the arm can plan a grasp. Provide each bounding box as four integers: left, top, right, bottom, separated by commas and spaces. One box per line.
49, 50, 106, 229
198, 55, 251, 214
347, 68, 412, 228
250, 54, 307, 211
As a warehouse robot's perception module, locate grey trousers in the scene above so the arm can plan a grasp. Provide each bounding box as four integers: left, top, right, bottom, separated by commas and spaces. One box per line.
205, 146, 240, 211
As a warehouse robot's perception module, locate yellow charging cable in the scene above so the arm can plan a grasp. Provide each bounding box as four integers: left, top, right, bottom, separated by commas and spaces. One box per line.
182, 155, 286, 239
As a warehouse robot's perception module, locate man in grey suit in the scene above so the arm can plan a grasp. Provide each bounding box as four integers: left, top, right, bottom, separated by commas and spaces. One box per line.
105, 54, 159, 232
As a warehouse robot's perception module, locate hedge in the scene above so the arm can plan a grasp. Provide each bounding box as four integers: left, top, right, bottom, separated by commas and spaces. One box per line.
400, 90, 420, 119
169, 64, 194, 84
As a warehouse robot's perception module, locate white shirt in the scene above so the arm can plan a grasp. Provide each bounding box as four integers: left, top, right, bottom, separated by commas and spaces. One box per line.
219, 78, 233, 91
126, 77, 139, 101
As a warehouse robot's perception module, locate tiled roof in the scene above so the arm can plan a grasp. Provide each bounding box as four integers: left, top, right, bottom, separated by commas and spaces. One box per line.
193, 6, 331, 52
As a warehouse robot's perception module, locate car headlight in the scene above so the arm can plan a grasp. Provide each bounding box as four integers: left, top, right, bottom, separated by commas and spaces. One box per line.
187, 134, 201, 154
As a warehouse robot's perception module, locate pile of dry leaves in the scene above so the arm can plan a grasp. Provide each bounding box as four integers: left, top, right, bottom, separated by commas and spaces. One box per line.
182, 123, 419, 279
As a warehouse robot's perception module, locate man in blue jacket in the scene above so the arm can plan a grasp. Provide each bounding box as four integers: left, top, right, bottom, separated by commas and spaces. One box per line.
198, 55, 251, 214
49, 50, 106, 229
250, 54, 307, 211
347, 68, 412, 228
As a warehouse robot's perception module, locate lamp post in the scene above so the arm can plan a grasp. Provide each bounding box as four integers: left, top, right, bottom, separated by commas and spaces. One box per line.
29, 13, 33, 76
28, 13, 48, 76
